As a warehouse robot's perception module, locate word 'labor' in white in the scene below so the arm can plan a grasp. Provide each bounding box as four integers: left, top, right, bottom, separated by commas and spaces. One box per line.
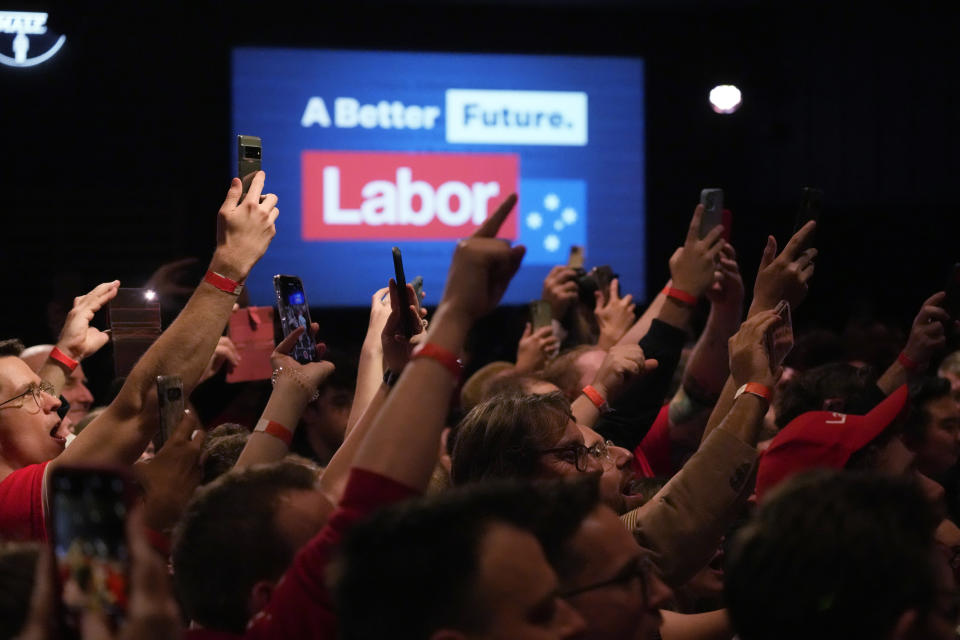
323, 167, 501, 227
301, 97, 442, 130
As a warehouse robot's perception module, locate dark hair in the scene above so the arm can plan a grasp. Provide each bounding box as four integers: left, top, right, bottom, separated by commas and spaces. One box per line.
201, 432, 250, 484
0, 542, 40, 640
901, 376, 953, 444
172, 462, 317, 633
451, 391, 573, 485
726, 470, 939, 640
0, 339, 25, 358
775, 363, 880, 428
330, 477, 599, 640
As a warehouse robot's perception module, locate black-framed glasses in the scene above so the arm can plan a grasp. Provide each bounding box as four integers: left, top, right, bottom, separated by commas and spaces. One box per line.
561, 556, 656, 601
538, 439, 614, 472
0, 381, 57, 412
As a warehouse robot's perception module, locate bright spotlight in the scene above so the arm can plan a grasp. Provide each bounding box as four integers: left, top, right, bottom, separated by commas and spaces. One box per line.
709, 85, 742, 114
144, 289, 157, 301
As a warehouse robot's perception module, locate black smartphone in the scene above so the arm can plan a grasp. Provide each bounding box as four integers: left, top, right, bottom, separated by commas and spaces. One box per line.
273, 275, 318, 364
529, 300, 553, 330
392, 247, 414, 338
794, 187, 823, 234
50, 466, 134, 637
699, 188, 724, 238
237, 135, 262, 202
944, 263, 960, 321
108, 288, 162, 378
593, 265, 616, 304
155, 375, 183, 451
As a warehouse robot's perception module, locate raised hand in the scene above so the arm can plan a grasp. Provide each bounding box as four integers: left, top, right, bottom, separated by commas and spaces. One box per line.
198, 336, 242, 383
272, 324, 335, 394
728, 310, 782, 389
134, 410, 206, 534
706, 243, 745, 312
902, 291, 954, 369
516, 323, 559, 372
590, 344, 658, 402
595, 277, 636, 349
669, 204, 727, 298
382, 279, 427, 372
439, 194, 525, 321
751, 221, 817, 313
542, 265, 580, 320
212, 170, 279, 281
55, 280, 121, 361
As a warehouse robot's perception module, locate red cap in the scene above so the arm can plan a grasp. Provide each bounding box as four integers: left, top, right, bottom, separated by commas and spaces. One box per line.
755, 384, 910, 501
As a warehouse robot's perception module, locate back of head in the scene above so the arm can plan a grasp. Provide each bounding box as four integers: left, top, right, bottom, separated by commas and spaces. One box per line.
775, 362, 880, 428
451, 391, 572, 485
901, 376, 953, 443
172, 461, 316, 633
726, 470, 939, 640
0, 542, 40, 640
330, 477, 598, 640
200, 432, 250, 484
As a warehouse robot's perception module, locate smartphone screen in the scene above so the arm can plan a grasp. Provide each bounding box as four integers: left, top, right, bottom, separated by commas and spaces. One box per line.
155, 375, 183, 451
237, 134, 262, 201
273, 275, 317, 364
699, 188, 724, 238
765, 300, 795, 371
108, 288, 162, 377
51, 467, 131, 635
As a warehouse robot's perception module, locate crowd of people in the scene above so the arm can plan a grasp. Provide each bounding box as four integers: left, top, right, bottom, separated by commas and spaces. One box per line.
1, 170, 959, 640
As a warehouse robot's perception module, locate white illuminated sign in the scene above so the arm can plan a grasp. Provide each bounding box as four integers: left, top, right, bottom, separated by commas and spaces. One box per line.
0, 11, 65, 67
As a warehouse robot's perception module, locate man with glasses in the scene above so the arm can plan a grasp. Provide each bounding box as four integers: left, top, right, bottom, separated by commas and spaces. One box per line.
0, 171, 280, 541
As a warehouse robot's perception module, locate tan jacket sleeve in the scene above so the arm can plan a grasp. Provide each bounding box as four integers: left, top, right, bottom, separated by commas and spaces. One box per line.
620, 427, 757, 588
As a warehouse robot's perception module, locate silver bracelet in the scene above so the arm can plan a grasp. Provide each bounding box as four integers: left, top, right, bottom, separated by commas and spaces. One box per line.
271, 366, 320, 402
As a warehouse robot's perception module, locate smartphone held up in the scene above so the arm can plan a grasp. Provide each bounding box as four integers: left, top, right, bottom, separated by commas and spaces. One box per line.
273, 274, 318, 365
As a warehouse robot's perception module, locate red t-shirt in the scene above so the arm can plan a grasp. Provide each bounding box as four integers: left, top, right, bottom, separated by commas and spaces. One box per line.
633, 405, 673, 478
0, 461, 49, 541
244, 467, 417, 639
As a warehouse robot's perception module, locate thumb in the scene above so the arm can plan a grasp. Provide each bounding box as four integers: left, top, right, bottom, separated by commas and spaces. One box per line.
522, 322, 532, 338
594, 290, 603, 313
220, 177, 243, 211
643, 358, 659, 372
759, 235, 777, 269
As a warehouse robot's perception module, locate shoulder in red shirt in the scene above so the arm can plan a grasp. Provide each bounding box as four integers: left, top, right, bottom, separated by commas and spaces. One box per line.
0, 461, 49, 541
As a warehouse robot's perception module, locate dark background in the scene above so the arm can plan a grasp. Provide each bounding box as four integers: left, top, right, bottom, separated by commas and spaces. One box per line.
2, 0, 959, 393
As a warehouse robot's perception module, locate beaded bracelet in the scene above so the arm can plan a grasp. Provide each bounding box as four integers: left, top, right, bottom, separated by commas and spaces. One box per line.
271, 366, 320, 402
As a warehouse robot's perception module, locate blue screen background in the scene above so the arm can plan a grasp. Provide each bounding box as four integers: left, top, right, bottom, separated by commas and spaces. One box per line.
232, 48, 645, 307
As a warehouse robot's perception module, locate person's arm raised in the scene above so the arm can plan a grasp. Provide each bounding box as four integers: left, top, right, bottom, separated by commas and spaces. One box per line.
668, 244, 744, 449
53, 171, 279, 470
351, 195, 524, 490
701, 222, 817, 443
877, 291, 953, 395
234, 324, 334, 470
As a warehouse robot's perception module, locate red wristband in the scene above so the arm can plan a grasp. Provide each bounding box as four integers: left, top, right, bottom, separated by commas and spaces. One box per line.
203, 270, 244, 296
144, 527, 171, 557
898, 351, 921, 372
581, 385, 610, 413
664, 286, 698, 306
412, 343, 463, 381
735, 382, 772, 402
49, 346, 79, 372
255, 418, 294, 447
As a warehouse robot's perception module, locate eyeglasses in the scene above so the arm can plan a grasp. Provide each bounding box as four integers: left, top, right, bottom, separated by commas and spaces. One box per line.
538, 439, 614, 473
0, 382, 57, 412
561, 556, 656, 601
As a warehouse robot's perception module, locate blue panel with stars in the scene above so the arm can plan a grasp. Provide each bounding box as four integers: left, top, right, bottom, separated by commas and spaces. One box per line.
519, 179, 587, 265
